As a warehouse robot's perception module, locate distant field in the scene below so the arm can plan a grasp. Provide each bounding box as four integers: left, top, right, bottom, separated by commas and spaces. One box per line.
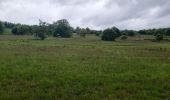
0, 35, 170, 100
3, 28, 12, 35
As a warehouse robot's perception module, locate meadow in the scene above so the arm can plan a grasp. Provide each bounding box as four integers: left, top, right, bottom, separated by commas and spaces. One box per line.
0, 35, 169, 100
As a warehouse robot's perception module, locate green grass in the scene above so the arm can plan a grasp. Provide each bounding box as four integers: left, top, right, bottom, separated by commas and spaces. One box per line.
2, 28, 12, 35
0, 35, 170, 100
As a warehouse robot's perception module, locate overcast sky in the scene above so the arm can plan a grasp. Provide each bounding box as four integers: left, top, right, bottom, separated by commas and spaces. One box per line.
0, 0, 170, 30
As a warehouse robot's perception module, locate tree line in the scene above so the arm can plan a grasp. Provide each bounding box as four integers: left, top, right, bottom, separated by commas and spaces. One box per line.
0, 19, 170, 41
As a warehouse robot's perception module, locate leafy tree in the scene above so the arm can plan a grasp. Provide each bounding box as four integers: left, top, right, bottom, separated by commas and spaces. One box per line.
120, 35, 128, 40
154, 29, 163, 36
3, 22, 15, 28
95, 31, 102, 36
53, 19, 73, 38
86, 27, 91, 34
138, 30, 147, 35
155, 34, 163, 41
12, 27, 17, 34
165, 28, 170, 36
12, 25, 31, 35
34, 20, 47, 40
122, 30, 136, 36
75, 27, 81, 33
0, 21, 4, 34
46, 24, 55, 36
102, 27, 121, 41
112, 27, 121, 36
138, 28, 170, 36
77, 28, 87, 38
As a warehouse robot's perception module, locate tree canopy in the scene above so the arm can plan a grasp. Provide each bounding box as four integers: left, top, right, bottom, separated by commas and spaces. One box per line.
53, 19, 73, 38
34, 20, 47, 40
0, 21, 4, 34
102, 27, 121, 41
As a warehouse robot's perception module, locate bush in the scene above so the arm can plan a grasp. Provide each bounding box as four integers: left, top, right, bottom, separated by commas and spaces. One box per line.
121, 30, 136, 36
102, 27, 121, 41
0, 21, 4, 34
35, 32, 46, 40
95, 31, 102, 36
11, 27, 17, 34
34, 20, 47, 40
78, 28, 87, 38
121, 35, 128, 40
155, 34, 163, 41
11, 25, 31, 35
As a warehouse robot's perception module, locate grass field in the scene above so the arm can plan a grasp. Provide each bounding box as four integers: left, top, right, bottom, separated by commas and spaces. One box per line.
0, 35, 170, 100
2, 28, 12, 35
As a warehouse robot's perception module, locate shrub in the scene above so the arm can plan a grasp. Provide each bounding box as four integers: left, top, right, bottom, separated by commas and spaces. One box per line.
11, 25, 31, 35
34, 20, 47, 40
78, 28, 87, 38
0, 21, 4, 34
155, 34, 163, 41
121, 30, 136, 36
12, 27, 17, 34
121, 35, 128, 40
35, 32, 46, 40
102, 27, 121, 41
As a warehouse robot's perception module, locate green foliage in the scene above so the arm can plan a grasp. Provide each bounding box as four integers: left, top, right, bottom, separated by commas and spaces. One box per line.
11, 25, 31, 35
34, 20, 47, 40
121, 30, 136, 36
85, 27, 91, 34
165, 28, 170, 36
95, 31, 102, 36
138, 30, 147, 35
75, 27, 102, 36
0, 21, 4, 34
3, 21, 15, 28
53, 19, 73, 38
102, 27, 121, 41
35, 32, 46, 40
120, 35, 128, 40
11, 27, 17, 34
76, 27, 88, 38
155, 34, 163, 41
112, 27, 121, 36
138, 28, 170, 36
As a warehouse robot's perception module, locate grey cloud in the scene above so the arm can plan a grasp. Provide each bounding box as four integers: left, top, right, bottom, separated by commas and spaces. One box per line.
0, 0, 170, 30
49, 0, 98, 5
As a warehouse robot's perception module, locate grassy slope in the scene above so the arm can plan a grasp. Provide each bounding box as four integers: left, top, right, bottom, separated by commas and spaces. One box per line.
0, 35, 169, 100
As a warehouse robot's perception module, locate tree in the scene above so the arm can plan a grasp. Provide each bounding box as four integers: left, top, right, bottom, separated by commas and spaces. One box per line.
11, 25, 31, 35
86, 27, 91, 34
165, 28, 170, 36
95, 31, 102, 36
122, 30, 136, 36
0, 21, 4, 34
138, 30, 146, 35
12, 27, 17, 34
53, 19, 73, 38
3, 22, 15, 28
34, 20, 47, 40
155, 34, 163, 41
120, 35, 128, 40
75, 27, 81, 34
112, 27, 121, 37
102, 27, 121, 41
77, 28, 87, 38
